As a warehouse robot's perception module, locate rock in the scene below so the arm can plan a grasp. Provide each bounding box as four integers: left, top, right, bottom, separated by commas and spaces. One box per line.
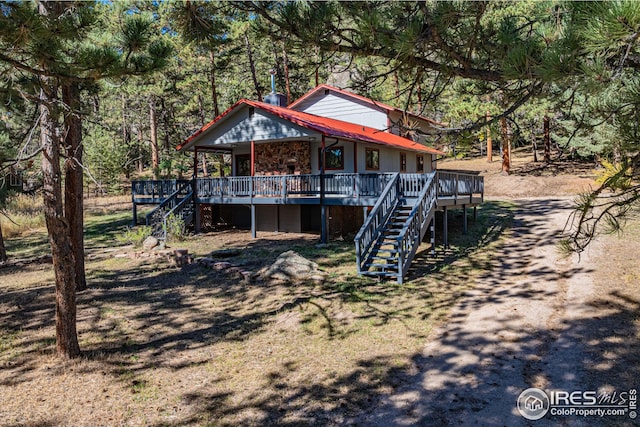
213, 261, 232, 271
142, 236, 159, 250
114, 253, 129, 258
241, 271, 253, 282
310, 274, 326, 284
261, 250, 321, 282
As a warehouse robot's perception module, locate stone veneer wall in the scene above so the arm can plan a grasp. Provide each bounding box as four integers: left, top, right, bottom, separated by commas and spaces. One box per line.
254, 141, 311, 175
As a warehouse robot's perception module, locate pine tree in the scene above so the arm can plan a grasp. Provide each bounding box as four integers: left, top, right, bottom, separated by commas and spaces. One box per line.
0, 1, 171, 358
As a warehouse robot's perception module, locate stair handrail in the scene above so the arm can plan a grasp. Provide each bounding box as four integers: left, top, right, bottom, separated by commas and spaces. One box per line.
354, 172, 400, 274
145, 178, 194, 238
396, 172, 438, 283
161, 188, 195, 241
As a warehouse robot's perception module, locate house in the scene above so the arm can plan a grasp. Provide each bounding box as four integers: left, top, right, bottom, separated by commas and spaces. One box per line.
132, 85, 483, 283
0, 169, 23, 196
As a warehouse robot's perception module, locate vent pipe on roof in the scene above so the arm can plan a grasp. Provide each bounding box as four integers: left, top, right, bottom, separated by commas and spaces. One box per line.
264, 69, 288, 107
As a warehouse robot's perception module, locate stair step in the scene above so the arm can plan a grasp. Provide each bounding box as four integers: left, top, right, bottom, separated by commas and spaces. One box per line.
366, 264, 399, 271
371, 255, 399, 261
361, 271, 400, 278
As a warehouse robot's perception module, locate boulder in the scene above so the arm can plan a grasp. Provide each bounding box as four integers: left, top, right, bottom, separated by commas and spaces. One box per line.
213, 261, 232, 271
142, 236, 159, 250
261, 250, 322, 282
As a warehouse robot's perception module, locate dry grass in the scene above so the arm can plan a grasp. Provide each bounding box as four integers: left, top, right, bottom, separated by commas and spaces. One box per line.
1, 193, 45, 238
0, 198, 508, 426
441, 148, 598, 198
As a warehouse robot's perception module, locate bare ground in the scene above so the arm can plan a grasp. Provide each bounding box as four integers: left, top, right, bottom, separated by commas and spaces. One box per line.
1, 155, 639, 426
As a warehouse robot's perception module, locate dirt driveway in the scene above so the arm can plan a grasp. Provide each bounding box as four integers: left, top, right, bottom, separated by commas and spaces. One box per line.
356, 197, 640, 426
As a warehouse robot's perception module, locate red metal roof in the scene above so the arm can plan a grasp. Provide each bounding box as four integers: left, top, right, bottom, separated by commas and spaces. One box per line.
287, 84, 445, 127
177, 99, 444, 156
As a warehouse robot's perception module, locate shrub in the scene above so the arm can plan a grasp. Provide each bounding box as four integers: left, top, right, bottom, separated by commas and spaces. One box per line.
595, 160, 632, 190
164, 213, 186, 242
117, 225, 152, 248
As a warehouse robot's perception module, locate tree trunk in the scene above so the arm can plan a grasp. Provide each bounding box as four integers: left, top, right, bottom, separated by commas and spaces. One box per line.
121, 94, 129, 147
281, 40, 291, 105
197, 94, 206, 127
500, 117, 511, 175
393, 70, 400, 98
209, 50, 220, 117
149, 96, 159, 179
62, 82, 87, 292
137, 125, 144, 173
543, 115, 551, 163
41, 88, 81, 359
0, 219, 7, 262
486, 111, 492, 162
531, 127, 539, 162
244, 34, 262, 101
201, 153, 209, 176
160, 97, 171, 155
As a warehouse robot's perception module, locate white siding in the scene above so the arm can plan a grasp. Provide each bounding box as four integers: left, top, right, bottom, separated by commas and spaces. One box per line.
194, 107, 314, 147
310, 140, 435, 174
293, 92, 388, 130
356, 143, 434, 173
310, 139, 356, 174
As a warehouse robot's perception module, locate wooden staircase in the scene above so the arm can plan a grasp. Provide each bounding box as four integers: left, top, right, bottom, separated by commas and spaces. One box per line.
361, 202, 413, 279
355, 172, 438, 283
145, 179, 195, 240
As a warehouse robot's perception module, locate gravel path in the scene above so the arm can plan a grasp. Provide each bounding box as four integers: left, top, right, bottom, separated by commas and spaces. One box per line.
356, 197, 637, 426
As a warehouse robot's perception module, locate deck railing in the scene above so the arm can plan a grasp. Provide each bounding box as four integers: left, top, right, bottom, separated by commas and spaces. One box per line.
131, 179, 189, 202
132, 172, 483, 205
436, 171, 484, 201
194, 173, 395, 199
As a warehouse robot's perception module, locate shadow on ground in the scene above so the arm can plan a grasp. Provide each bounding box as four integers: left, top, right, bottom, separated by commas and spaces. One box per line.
1, 199, 636, 426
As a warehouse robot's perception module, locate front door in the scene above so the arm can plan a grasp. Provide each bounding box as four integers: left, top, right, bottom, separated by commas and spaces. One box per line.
236, 154, 251, 176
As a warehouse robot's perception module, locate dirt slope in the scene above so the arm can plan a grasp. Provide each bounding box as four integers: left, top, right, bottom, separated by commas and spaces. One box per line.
354, 196, 640, 426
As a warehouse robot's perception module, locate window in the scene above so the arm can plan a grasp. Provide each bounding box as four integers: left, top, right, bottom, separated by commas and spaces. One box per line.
236, 154, 251, 176
365, 148, 380, 170
400, 153, 407, 172
318, 146, 344, 170
416, 155, 424, 173
9, 173, 22, 187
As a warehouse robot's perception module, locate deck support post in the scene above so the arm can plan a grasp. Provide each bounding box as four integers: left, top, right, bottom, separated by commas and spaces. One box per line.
194, 202, 201, 233
321, 205, 327, 243
132, 201, 137, 226
430, 218, 436, 257
193, 179, 200, 233
443, 207, 448, 249
473, 206, 477, 222
463, 205, 468, 234
251, 204, 256, 238
320, 135, 327, 244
